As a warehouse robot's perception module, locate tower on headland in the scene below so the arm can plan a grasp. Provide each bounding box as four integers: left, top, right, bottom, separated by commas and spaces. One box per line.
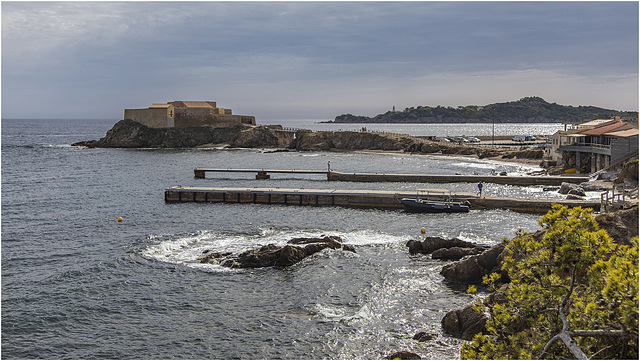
124, 101, 256, 128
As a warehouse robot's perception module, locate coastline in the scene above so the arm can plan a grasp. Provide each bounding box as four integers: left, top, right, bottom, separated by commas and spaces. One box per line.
354, 149, 544, 167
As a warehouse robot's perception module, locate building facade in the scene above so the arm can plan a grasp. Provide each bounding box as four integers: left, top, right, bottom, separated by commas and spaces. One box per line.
124, 101, 256, 128
551, 117, 638, 173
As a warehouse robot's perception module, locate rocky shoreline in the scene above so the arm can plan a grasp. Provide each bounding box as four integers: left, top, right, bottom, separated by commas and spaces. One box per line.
74, 119, 548, 166
414, 206, 639, 346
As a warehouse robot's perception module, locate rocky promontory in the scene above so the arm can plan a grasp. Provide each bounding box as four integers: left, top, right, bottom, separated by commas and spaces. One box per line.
73, 119, 546, 162
72, 119, 281, 148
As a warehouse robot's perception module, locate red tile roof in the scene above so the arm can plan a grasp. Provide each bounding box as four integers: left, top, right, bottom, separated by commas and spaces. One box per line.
579, 121, 630, 136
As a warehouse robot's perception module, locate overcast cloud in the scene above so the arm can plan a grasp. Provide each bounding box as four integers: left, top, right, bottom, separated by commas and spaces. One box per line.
2, 1, 638, 120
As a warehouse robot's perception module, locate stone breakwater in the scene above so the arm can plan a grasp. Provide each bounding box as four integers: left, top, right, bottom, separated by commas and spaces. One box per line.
73, 120, 545, 161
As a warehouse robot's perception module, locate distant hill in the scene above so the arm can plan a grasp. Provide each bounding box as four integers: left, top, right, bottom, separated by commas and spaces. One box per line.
332, 97, 638, 123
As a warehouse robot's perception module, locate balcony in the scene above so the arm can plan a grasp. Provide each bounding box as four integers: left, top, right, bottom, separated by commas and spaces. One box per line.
558, 142, 611, 155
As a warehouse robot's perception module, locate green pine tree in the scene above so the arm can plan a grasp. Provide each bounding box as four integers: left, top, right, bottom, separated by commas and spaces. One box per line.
461, 204, 638, 359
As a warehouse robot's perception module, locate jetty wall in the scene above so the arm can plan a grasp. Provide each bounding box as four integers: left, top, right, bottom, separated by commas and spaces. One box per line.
164, 186, 601, 214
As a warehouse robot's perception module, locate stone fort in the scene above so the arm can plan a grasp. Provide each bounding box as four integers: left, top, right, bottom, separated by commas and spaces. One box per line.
124, 101, 256, 128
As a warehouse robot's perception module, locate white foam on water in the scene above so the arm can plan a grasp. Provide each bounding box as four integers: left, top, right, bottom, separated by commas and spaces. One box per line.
309, 303, 374, 323
142, 228, 406, 271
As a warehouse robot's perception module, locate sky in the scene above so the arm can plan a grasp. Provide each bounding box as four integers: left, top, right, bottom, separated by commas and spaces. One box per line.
1, 1, 638, 121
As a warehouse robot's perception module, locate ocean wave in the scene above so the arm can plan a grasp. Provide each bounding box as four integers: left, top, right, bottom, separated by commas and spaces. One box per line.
141, 228, 406, 270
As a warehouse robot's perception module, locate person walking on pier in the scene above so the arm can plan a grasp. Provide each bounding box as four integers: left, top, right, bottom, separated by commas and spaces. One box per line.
327, 161, 331, 172
477, 181, 483, 197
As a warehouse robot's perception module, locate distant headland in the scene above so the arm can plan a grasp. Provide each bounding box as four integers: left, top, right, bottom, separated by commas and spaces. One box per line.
330, 97, 638, 124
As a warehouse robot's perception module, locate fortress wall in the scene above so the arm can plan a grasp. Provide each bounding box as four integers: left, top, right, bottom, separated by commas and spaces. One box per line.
124, 108, 173, 128
174, 110, 256, 128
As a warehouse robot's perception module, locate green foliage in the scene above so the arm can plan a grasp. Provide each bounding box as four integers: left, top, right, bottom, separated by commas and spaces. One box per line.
467, 285, 478, 295
461, 204, 639, 359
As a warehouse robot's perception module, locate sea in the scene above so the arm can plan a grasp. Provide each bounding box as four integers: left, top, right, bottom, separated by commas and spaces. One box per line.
2, 119, 567, 359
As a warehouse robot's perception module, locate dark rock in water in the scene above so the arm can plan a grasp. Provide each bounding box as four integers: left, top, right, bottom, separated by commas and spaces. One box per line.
412, 332, 436, 342
566, 194, 584, 200
567, 187, 586, 197
559, 182, 585, 195
406, 237, 489, 259
197, 251, 233, 264
431, 246, 484, 260
235, 244, 284, 268
440, 243, 506, 284
289, 235, 342, 246
406, 236, 479, 254
342, 244, 356, 253
384, 351, 421, 360
200, 235, 355, 268
441, 303, 487, 340
406, 239, 425, 255
233, 244, 308, 268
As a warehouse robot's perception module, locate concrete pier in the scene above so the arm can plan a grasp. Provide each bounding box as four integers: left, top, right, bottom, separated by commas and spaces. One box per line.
194, 168, 589, 186
165, 186, 601, 213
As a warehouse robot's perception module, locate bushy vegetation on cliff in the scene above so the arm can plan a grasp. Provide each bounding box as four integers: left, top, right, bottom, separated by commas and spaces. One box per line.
461, 205, 638, 359
334, 97, 637, 123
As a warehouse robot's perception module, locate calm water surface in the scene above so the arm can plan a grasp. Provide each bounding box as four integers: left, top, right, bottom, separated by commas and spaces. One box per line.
2, 119, 553, 359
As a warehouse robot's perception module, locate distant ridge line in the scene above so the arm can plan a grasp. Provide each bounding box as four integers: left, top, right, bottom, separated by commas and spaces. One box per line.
332, 97, 638, 124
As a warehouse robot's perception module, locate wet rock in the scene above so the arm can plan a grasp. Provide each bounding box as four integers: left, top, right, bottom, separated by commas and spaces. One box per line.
289, 235, 342, 247
566, 194, 584, 200
406, 236, 484, 255
407, 236, 490, 261
384, 351, 421, 360
197, 251, 233, 264
441, 303, 487, 340
559, 182, 584, 195
440, 243, 506, 284
200, 236, 355, 268
567, 187, 586, 197
431, 247, 485, 261
412, 332, 436, 342
342, 244, 356, 253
